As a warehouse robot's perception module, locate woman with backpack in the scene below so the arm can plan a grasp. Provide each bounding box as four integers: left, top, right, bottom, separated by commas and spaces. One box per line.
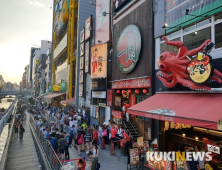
76, 131, 84, 155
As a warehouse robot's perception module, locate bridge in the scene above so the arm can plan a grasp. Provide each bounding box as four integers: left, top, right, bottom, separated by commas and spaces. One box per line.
0, 90, 20, 97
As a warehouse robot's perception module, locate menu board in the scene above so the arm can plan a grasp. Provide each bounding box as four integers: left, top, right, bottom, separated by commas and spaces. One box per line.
147, 152, 172, 170
137, 137, 143, 147
129, 148, 140, 166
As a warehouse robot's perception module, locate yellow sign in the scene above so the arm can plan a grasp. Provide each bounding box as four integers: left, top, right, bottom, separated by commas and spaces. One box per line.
187, 53, 213, 84
36, 59, 39, 66
53, 85, 61, 91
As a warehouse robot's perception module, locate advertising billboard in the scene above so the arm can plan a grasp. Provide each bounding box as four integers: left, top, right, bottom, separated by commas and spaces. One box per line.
91, 43, 107, 79
165, 0, 222, 33
95, 0, 110, 45
85, 15, 92, 40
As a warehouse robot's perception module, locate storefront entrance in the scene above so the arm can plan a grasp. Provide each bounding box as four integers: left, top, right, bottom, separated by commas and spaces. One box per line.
99, 106, 105, 125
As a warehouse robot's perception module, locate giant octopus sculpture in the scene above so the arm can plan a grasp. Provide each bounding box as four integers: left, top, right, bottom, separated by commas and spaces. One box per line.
157, 36, 222, 91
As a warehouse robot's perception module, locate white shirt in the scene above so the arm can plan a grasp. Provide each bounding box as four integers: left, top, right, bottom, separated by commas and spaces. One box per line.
117, 128, 123, 137
69, 120, 74, 128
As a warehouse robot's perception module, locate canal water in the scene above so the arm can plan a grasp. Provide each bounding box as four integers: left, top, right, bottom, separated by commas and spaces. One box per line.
0, 95, 16, 111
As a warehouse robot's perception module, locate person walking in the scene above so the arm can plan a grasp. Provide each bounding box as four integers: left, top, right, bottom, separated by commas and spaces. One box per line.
91, 144, 99, 157
19, 124, 25, 140
92, 127, 98, 145
84, 128, 92, 152
110, 126, 117, 148
63, 132, 70, 160
58, 136, 66, 160
69, 125, 76, 147
14, 123, 18, 138
98, 126, 103, 146
76, 131, 84, 156
87, 151, 100, 170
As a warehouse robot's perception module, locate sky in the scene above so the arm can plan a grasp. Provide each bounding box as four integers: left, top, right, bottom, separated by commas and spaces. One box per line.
0, 0, 53, 84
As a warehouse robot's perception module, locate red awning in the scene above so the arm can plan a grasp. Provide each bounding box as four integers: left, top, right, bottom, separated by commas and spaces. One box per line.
127, 93, 222, 130
44, 92, 65, 99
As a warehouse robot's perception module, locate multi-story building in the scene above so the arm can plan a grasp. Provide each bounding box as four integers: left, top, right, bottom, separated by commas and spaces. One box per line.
0, 75, 5, 92
28, 47, 38, 94
32, 41, 51, 97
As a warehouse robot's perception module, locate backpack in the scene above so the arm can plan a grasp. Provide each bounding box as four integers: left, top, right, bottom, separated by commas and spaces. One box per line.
70, 129, 74, 138
103, 129, 107, 136
95, 162, 101, 170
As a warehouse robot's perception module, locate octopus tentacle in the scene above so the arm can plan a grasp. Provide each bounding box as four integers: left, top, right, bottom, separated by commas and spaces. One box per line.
214, 69, 222, 78
156, 71, 172, 79
210, 76, 222, 83
186, 39, 211, 57
177, 77, 212, 91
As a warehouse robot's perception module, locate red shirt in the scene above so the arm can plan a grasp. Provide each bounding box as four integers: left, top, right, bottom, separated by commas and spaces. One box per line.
123, 133, 130, 142
92, 130, 98, 141
76, 161, 86, 170
110, 128, 117, 138
70, 112, 75, 118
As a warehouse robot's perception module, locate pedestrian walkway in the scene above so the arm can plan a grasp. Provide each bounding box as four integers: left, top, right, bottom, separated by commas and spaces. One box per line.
5, 111, 41, 170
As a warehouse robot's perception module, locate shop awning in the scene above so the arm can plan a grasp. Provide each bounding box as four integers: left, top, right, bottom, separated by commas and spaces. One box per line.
127, 93, 222, 131
44, 92, 65, 99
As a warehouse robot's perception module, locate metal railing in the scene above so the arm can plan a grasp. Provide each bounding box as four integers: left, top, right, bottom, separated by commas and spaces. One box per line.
0, 117, 15, 170
30, 116, 62, 170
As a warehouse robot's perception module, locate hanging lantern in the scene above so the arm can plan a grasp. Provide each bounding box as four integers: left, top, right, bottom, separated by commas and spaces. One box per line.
128, 90, 131, 93
135, 89, 139, 93
122, 90, 125, 93
143, 89, 147, 93
117, 90, 120, 93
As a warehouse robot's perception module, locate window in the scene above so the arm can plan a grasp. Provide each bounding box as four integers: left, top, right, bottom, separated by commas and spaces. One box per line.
183, 27, 211, 50
183, 24, 195, 33
215, 23, 222, 49
196, 18, 211, 28
160, 38, 181, 53
136, 96, 149, 121
215, 13, 222, 22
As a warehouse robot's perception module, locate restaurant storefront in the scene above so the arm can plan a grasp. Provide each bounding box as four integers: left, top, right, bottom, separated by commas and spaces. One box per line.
127, 92, 222, 169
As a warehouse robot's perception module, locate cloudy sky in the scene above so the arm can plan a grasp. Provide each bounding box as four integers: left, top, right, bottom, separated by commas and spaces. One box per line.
0, 0, 53, 84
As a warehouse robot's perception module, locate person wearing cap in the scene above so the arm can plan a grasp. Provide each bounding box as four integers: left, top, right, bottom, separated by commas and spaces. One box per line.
110, 126, 117, 148
121, 130, 130, 155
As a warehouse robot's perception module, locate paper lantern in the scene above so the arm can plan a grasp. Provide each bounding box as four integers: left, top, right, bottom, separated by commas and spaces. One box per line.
128, 90, 131, 93
135, 89, 139, 93
143, 89, 147, 93
122, 90, 125, 93
117, 90, 120, 93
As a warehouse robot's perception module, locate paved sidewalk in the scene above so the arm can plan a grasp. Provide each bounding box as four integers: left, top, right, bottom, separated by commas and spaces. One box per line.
68, 144, 128, 170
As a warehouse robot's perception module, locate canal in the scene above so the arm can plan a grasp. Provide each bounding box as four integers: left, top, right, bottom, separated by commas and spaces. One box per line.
0, 96, 15, 115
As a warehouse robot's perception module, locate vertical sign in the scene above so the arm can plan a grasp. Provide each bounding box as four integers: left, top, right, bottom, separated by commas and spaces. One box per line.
61, 82, 66, 92
95, 0, 110, 44
85, 41, 90, 73
48, 85, 52, 92
80, 43, 84, 56
91, 43, 107, 78
79, 70, 83, 83
85, 15, 92, 40
107, 89, 112, 107
79, 84, 83, 96
80, 56, 84, 69
80, 28, 85, 43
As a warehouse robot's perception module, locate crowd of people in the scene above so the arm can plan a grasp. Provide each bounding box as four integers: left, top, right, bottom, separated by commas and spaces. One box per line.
32, 101, 131, 170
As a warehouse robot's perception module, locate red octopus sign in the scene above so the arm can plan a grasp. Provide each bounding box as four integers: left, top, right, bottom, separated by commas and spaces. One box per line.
157, 36, 222, 92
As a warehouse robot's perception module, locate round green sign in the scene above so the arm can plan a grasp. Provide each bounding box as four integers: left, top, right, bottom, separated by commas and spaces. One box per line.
116, 25, 142, 74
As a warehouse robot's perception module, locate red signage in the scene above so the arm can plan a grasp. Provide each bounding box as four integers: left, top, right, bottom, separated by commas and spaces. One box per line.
112, 77, 151, 89
107, 89, 112, 107
112, 111, 123, 118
